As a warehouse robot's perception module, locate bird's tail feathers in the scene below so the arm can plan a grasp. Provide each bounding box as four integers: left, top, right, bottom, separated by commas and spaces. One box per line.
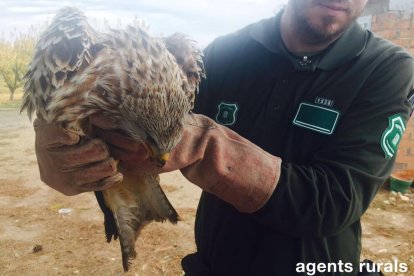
101, 173, 178, 271
142, 174, 179, 223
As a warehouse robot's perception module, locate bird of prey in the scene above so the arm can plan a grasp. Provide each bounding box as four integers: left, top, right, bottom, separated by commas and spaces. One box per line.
21, 7, 204, 271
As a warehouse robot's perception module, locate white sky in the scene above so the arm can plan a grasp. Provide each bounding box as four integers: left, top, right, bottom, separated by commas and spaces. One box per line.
0, 0, 287, 47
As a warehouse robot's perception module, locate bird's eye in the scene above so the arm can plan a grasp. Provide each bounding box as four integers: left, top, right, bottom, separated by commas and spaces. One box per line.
187, 72, 198, 78
146, 135, 157, 147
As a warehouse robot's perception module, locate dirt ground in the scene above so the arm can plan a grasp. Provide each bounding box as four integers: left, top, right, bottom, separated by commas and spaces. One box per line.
0, 108, 413, 276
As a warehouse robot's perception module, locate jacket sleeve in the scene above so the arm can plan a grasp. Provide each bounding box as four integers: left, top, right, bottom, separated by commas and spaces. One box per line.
254, 56, 414, 237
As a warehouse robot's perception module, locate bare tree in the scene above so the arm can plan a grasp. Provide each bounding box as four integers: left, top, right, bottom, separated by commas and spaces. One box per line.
0, 29, 36, 101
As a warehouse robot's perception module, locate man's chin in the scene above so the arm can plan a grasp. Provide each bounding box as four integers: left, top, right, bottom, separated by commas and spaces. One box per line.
305, 19, 351, 44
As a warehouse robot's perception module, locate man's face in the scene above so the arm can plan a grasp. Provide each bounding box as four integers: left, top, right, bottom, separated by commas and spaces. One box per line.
291, 0, 368, 43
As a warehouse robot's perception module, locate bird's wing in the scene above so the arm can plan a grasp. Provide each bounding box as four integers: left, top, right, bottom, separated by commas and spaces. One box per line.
163, 33, 205, 108
45, 25, 190, 125
20, 7, 97, 121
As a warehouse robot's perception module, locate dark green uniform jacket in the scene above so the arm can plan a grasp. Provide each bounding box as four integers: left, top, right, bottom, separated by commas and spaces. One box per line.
182, 11, 414, 276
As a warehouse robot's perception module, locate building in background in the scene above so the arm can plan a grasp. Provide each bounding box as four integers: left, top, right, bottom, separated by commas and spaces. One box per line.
359, 0, 414, 180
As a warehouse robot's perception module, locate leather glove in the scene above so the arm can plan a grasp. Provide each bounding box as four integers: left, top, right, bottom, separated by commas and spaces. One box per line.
34, 118, 123, 196
94, 114, 281, 213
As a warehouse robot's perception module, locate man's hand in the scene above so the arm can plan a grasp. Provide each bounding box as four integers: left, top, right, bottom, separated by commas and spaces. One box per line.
34, 118, 123, 195
91, 115, 151, 171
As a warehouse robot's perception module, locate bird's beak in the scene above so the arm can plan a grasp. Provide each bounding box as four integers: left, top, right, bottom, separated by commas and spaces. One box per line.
145, 143, 170, 168
155, 153, 170, 168
151, 152, 170, 167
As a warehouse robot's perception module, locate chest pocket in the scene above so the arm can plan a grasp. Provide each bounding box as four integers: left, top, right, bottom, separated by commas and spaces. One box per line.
292, 102, 341, 135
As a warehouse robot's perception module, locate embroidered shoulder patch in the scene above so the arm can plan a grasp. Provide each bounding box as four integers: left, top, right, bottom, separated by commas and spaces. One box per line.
215, 102, 239, 126
381, 114, 406, 159
408, 89, 414, 116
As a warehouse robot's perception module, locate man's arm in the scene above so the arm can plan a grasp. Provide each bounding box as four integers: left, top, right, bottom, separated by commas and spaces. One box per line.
94, 113, 282, 213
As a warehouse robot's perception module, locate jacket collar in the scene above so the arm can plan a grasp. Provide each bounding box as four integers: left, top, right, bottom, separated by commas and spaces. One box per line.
250, 10, 368, 70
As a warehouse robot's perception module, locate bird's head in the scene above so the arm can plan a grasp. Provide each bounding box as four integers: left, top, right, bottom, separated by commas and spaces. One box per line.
119, 87, 190, 168
142, 134, 173, 168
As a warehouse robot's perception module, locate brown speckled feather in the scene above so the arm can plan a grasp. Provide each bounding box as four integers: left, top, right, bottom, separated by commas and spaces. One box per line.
21, 6, 97, 121
21, 7, 204, 272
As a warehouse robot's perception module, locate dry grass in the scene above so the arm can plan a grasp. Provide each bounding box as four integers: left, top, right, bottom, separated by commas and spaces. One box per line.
361, 187, 414, 275
0, 179, 196, 276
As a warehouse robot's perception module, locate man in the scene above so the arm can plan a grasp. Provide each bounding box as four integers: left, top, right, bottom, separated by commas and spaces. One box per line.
34, 0, 414, 275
